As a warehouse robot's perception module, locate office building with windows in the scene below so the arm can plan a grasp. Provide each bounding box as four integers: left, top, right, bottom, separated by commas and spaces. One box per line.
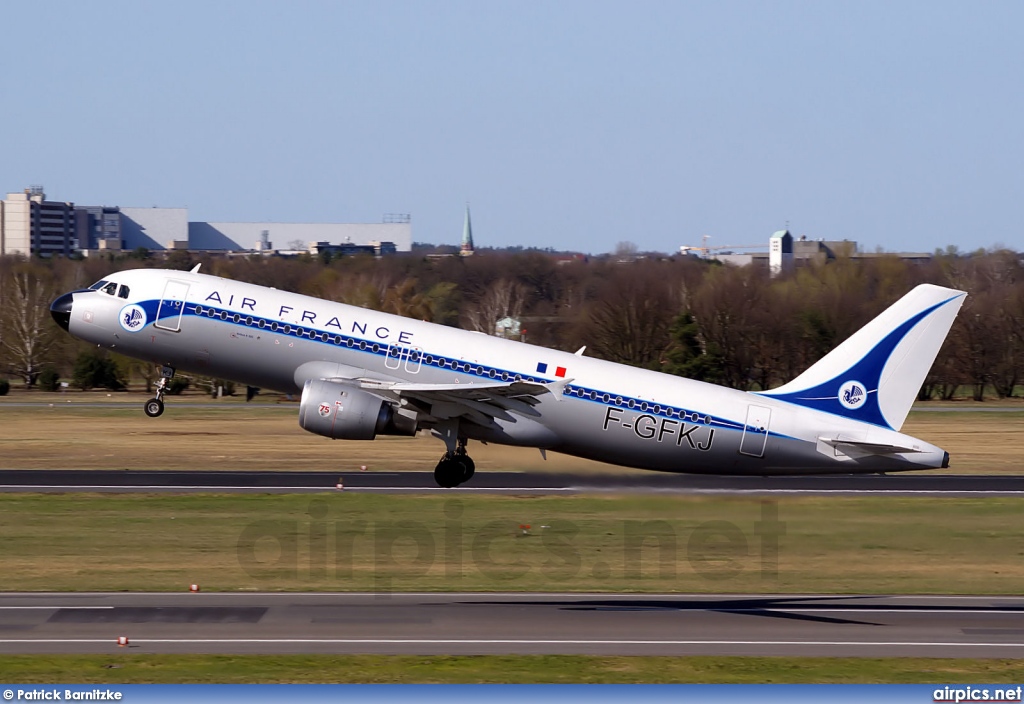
0, 187, 77, 257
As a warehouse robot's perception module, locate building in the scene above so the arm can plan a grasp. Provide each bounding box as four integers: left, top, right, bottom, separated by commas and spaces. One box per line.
308, 240, 397, 258
75, 205, 123, 250
189, 219, 412, 253
769, 229, 793, 276
64, 203, 412, 255
0, 187, 77, 257
688, 230, 933, 273
3, 179, 417, 256
120, 207, 189, 251
495, 316, 521, 339
792, 235, 857, 262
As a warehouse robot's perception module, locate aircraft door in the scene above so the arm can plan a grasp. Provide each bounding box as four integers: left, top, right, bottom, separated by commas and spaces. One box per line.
739, 404, 771, 457
154, 280, 190, 332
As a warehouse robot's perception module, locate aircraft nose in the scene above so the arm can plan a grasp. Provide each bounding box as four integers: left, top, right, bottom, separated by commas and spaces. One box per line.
50, 292, 74, 332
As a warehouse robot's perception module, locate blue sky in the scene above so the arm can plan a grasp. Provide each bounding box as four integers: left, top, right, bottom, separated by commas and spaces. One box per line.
3, 1, 1022, 254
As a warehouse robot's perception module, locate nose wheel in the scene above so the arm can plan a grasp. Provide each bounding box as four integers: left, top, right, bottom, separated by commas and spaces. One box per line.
144, 365, 175, 418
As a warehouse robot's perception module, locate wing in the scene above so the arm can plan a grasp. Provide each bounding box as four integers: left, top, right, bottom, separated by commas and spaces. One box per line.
357, 376, 573, 427
293, 359, 570, 428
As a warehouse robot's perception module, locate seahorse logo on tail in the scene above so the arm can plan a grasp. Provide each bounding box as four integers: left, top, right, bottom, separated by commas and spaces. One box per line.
838, 380, 867, 410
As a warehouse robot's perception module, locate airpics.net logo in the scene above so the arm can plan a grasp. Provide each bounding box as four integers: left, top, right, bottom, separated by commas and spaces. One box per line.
118, 304, 147, 333
838, 380, 867, 409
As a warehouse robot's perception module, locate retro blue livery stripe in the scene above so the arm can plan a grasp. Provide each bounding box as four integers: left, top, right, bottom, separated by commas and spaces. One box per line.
757, 296, 956, 429
133, 299, 767, 437
137, 299, 182, 325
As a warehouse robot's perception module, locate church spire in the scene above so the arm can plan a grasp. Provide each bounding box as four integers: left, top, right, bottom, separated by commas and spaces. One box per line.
460, 204, 475, 256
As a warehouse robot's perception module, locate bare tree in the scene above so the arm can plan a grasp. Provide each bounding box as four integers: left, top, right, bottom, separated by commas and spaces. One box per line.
614, 241, 639, 260
0, 263, 59, 387
583, 262, 680, 370
463, 279, 529, 335
128, 359, 159, 393
949, 294, 1002, 401
687, 265, 763, 389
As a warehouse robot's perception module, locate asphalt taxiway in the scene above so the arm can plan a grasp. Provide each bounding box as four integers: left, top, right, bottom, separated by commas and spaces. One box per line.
1, 469, 1023, 496
1, 592, 1022, 657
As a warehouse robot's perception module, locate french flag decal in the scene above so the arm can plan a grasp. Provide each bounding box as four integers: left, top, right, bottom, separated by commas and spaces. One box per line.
536, 362, 567, 378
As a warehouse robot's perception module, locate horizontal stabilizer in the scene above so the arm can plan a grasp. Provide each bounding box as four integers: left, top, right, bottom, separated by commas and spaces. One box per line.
818, 437, 923, 455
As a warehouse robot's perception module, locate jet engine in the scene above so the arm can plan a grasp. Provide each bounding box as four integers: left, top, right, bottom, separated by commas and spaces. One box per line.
298, 379, 416, 440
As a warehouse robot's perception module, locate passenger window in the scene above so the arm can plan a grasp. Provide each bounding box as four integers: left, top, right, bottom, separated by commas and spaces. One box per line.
118, 285, 130, 299
102, 283, 118, 296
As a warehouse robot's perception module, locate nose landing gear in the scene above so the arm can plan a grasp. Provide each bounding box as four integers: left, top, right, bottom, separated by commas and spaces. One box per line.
144, 365, 176, 418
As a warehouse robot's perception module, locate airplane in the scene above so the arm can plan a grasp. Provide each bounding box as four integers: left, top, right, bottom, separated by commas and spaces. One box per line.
50, 266, 966, 487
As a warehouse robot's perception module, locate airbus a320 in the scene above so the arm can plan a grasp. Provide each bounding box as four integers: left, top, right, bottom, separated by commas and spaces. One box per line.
50, 267, 966, 487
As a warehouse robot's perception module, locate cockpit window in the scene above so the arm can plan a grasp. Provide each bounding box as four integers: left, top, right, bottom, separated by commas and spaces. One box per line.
88, 280, 109, 291
118, 285, 130, 299
102, 282, 118, 296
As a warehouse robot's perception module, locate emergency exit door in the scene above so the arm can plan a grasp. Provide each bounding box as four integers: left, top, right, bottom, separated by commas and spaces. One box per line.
154, 280, 190, 332
739, 404, 771, 457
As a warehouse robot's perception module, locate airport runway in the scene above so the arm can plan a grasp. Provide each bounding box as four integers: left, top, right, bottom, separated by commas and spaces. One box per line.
1, 592, 1022, 657
1, 469, 1023, 495
3, 401, 1022, 411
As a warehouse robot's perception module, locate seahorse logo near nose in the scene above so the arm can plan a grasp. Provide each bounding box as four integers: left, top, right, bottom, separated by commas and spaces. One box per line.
119, 304, 147, 332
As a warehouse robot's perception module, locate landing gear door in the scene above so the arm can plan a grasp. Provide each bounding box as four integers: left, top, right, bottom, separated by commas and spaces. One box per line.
739, 404, 771, 458
154, 280, 190, 332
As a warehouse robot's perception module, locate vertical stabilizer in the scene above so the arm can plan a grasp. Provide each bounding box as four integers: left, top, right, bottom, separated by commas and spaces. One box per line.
759, 284, 966, 430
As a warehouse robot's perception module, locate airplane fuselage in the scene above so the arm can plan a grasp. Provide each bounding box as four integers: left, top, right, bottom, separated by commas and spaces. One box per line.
53, 268, 953, 477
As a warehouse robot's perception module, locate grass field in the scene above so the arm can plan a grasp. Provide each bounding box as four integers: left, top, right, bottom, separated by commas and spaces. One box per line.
2, 654, 1024, 684
1, 393, 1023, 473
1, 396, 1022, 683
1, 493, 1022, 593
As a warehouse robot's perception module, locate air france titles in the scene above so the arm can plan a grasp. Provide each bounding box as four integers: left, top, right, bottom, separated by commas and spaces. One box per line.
602, 407, 715, 451
203, 291, 415, 345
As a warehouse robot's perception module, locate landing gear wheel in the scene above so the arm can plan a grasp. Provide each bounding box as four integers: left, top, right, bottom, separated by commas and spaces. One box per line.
458, 454, 475, 482
145, 365, 176, 418
434, 453, 468, 488
453, 437, 475, 483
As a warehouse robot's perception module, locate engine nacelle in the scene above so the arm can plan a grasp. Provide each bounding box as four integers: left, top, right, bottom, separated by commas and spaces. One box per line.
298, 379, 416, 440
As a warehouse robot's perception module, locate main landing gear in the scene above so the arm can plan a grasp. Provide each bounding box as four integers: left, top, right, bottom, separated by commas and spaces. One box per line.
433, 438, 475, 488
144, 365, 175, 418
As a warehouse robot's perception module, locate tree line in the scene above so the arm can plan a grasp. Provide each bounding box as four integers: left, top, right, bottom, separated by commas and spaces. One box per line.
1, 247, 1021, 400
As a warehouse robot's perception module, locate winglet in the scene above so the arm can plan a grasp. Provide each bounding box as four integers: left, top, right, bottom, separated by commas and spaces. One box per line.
510, 376, 575, 400
540, 376, 574, 401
